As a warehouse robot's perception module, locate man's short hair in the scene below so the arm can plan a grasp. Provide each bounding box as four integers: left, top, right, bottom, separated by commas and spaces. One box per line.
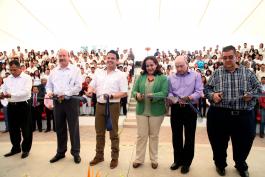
107, 50, 119, 60
9, 60, 20, 67
222, 45, 236, 54
261, 76, 265, 80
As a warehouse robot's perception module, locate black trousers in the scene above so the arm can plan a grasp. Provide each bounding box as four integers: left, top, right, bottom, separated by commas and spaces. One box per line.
45, 107, 55, 131
7, 101, 32, 153
207, 106, 256, 171
120, 97, 127, 115
31, 105, 43, 131
199, 97, 207, 117
92, 93, 97, 116
170, 104, 197, 166
53, 98, 80, 156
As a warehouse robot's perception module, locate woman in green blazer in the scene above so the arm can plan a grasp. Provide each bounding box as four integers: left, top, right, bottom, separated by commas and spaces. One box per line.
132, 56, 168, 169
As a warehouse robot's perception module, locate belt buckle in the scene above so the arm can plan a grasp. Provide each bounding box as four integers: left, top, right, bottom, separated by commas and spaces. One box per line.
231, 111, 239, 116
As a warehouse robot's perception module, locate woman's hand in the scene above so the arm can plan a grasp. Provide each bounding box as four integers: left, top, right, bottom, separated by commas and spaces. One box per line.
136, 92, 144, 101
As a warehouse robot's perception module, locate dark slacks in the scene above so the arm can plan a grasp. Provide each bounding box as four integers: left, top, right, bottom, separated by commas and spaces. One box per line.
120, 97, 127, 115
170, 104, 197, 166
53, 99, 80, 156
7, 101, 32, 153
95, 102, 120, 160
31, 105, 43, 131
199, 97, 207, 117
45, 107, 55, 131
207, 106, 256, 171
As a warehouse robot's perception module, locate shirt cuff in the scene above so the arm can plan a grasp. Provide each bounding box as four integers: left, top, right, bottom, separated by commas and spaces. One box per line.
64, 91, 72, 96
168, 93, 174, 97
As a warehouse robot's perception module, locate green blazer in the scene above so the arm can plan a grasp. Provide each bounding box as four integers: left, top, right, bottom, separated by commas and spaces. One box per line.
132, 74, 169, 116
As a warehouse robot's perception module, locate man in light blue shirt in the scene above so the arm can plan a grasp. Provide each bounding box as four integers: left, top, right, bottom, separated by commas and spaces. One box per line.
46, 49, 82, 164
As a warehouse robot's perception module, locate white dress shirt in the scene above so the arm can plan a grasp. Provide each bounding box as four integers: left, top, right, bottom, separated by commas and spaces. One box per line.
2, 72, 32, 102
46, 64, 82, 96
90, 68, 128, 103
0, 84, 8, 106
32, 76, 41, 86
26, 66, 38, 74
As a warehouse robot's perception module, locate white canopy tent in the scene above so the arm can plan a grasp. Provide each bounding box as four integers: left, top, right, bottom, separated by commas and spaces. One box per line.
0, 0, 265, 58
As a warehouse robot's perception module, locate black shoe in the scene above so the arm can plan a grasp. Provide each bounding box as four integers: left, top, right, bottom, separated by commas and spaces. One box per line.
4, 150, 21, 157
38, 129, 42, 132
44, 129, 50, 133
50, 154, 65, 163
170, 163, 181, 170
216, 167, 226, 176
2, 130, 8, 133
260, 134, 264, 138
181, 166, 190, 174
21, 152, 29, 159
74, 155, 81, 164
238, 170, 249, 177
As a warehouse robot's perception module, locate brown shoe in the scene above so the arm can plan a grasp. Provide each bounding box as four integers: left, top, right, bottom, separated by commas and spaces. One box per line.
151, 163, 158, 169
89, 158, 104, 166
110, 159, 118, 169
133, 162, 142, 168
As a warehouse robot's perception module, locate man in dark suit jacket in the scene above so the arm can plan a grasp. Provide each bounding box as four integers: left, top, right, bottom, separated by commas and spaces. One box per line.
31, 85, 43, 132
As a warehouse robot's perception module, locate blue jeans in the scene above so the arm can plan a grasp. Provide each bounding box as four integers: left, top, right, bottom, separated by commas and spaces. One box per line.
3, 106, 8, 131
260, 108, 265, 135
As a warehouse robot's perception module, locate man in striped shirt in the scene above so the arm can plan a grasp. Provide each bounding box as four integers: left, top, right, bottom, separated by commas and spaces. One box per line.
204, 45, 261, 177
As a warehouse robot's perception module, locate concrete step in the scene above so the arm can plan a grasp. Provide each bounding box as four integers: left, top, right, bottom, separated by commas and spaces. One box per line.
123, 112, 137, 128
124, 118, 136, 122
130, 97, 136, 102
123, 121, 137, 128
129, 102, 137, 106
128, 106, 136, 110
129, 99, 136, 103
129, 107, 136, 112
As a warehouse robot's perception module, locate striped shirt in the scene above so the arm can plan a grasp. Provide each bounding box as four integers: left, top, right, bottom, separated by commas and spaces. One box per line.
204, 65, 261, 110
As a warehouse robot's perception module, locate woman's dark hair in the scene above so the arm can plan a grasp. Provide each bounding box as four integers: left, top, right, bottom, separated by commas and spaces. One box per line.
213, 63, 219, 70
141, 56, 163, 75
211, 55, 217, 59
201, 75, 207, 85
205, 69, 212, 76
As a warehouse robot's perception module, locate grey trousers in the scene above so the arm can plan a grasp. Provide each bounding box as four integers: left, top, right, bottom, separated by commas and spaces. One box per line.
53, 98, 80, 156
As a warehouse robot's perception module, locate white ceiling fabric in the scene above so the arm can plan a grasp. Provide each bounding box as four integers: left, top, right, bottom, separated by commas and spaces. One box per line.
0, 0, 264, 53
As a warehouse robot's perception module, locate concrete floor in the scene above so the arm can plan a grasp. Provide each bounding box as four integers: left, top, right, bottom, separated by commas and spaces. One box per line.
0, 141, 265, 177
0, 116, 265, 177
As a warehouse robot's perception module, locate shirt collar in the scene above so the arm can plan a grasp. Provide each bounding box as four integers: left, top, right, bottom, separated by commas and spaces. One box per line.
104, 67, 119, 72
10, 72, 23, 78
175, 69, 191, 76
223, 64, 240, 73
59, 64, 71, 70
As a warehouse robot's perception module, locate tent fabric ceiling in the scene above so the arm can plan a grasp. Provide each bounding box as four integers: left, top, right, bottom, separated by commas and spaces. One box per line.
0, 0, 264, 51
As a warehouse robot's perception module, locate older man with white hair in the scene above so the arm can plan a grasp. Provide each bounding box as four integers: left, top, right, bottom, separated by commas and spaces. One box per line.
168, 56, 203, 174
46, 49, 82, 164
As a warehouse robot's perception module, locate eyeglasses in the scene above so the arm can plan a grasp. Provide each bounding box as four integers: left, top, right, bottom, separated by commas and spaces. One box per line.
223, 55, 235, 60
